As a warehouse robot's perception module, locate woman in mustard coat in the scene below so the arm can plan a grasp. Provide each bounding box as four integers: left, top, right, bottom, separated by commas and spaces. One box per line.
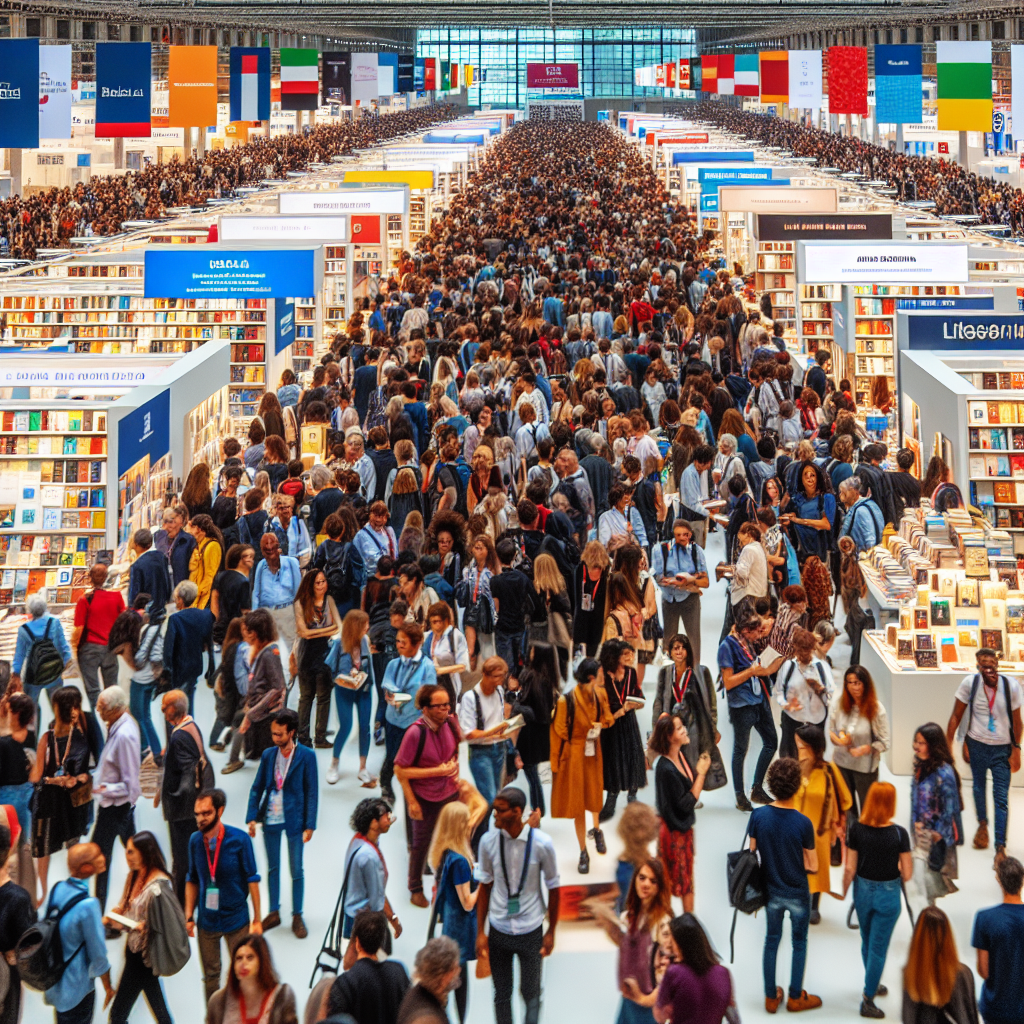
551, 658, 615, 875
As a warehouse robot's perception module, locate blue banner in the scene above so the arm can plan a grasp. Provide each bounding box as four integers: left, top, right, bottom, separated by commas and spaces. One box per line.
424, 131, 485, 144
673, 150, 754, 163
414, 58, 425, 92
144, 249, 317, 299
95, 42, 152, 137
229, 47, 271, 122
699, 169, 776, 193
397, 54, 414, 94
875, 45, 923, 125
906, 313, 1024, 350
0, 40, 39, 149
275, 300, 295, 354
896, 296, 994, 311
118, 389, 170, 477
377, 52, 398, 95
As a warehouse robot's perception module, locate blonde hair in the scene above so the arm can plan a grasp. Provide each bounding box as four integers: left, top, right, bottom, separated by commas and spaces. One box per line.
428, 801, 474, 873
341, 609, 369, 657
581, 540, 611, 571
533, 553, 566, 595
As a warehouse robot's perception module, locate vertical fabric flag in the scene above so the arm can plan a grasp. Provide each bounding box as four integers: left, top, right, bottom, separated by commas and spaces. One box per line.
788, 50, 822, 110
700, 55, 718, 93
423, 58, 436, 91
665, 62, 677, 89
229, 48, 270, 122
0, 39, 40, 149
717, 54, 735, 95
936, 41, 992, 130
464, 65, 474, 88
678, 60, 691, 90
414, 59, 426, 91
450, 63, 459, 90
168, 46, 217, 127
280, 48, 319, 110
1012, 46, 1024, 150
655, 65, 666, 88
95, 42, 150, 137
874, 45, 922, 124
323, 52, 352, 105
351, 53, 378, 105
734, 54, 759, 96
39, 45, 72, 139
440, 61, 451, 91
377, 52, 397, 96
759, 51, 788, 102
826, 47, 867, 115
397, 54, 414, 94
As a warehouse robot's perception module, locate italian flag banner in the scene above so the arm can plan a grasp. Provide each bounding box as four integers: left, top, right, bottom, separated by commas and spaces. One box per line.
280, 48, 319, 111
936, 41, 992, 131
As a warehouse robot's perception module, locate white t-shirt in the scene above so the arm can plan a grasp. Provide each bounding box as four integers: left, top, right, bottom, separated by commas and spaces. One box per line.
458, 685, 506, 746
955, 673, 1023, 745
773, 656, 833, 725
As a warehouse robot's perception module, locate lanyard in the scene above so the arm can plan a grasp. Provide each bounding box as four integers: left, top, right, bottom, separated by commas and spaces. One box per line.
354, 834, 388, 884
473, 569, 484, 603
584, 573, 601, 604
499, 827, 534, 900
204, 824, 225, 882
364, 526, 394, 559
274, 747, 294, 791
672, 667, 692, 706
985, 681, 1000, 721
397, 658, 420, 691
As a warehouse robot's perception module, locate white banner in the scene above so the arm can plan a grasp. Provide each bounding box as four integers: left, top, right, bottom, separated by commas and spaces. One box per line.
799, 242, 969, 283
39, 45, 72, 140
719, 186, 836, 213
1012, 46, 1024, 151
279, 188, 407, 215
352, 53, 379, 106
788, 50, 823, 112
220, 214, 348, 242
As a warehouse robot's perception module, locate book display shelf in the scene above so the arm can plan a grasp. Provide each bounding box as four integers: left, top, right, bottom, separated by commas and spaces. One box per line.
756, 242, 795, 329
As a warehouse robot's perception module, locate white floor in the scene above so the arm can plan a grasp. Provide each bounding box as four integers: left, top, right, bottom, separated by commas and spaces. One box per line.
21, 523, 1023, 1023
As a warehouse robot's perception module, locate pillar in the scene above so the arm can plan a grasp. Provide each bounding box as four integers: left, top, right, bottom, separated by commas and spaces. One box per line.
113, 137, 125, 171
7, 148, 22, 196
958, 131, 969, 167
895, 123, 904, 154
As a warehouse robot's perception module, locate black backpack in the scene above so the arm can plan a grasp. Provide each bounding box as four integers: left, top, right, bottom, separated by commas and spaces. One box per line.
554, 479, 587, 539
16, 887, 90, 991
22, 618, 65, 690
726, 821, 767, 962
323, 542, 365, 615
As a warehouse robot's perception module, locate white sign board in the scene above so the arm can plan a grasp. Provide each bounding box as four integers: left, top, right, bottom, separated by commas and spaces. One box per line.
219, 214, 348, 242
799, 242, 969, 284
718, 186, 838, 214
279, 189, 408, 215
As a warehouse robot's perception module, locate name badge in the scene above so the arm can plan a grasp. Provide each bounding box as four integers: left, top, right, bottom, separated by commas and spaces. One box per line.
205, 886, 220, 911
506, 895, 521, 916
581, 593, 593, 612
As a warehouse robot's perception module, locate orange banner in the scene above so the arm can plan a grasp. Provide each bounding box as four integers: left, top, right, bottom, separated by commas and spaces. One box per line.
168, 46, 218, 128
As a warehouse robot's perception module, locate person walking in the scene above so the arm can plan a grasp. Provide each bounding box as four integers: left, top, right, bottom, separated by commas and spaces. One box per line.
12, 594, 73, 730
185, 788, 262, 1003
293, 568, 341, 749
162, 581, 215, 716
573, 542, 610, 659
902, 907, 978, 1024
121, 606, 166, 764
475, 787, 561, 1024
0, 817, 35, 1024
252, 533, 302, 661
205, 932, 297, 1024
326, 609, 377, 787
245, 708, 317, 939
972, 855, 1024, 1024
748, 757, 821, 1014
830, 666, 890, 820
396, 937, 462, 1024
773, 627, 833, 761
650, 520, 709, 670
155, 506, 196, 591
598, 638, 648, 824
327, 909, 409, 1024
508, 644, 559, 818
128, 528, 172, 619
648, 914, 733, 1024
458, 656, 511, 806
489, 538, 535, 677
945, 647, 1022, 861
340, 799, 402, 949
841, 782, 913, 1018
187, 515, 224, 611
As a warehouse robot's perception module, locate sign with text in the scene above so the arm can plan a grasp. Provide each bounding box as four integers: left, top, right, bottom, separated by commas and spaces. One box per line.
274, 300, 295, 355
672, 150, 754, 163
895, 296, 993, 310
526, 63, 579, 89
756, 213, 893, 241
143, 248, 319, 299
798, 242, 968, 284
279, 188, 408, 215
118, 389, 170, 476
904, 313, 1024, 350
646, 131, 708, 146
719, 186, 837, 215
219, 214, 348, 242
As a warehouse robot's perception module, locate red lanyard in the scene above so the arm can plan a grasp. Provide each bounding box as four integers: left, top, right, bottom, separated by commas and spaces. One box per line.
985, 682, 999, 717
584, 573, 601, 604
672, 668, 692, 706
473, 569, 483, 602
355, 834, 388, 884
204, 824, 225, 882
239, 988, 274, 1024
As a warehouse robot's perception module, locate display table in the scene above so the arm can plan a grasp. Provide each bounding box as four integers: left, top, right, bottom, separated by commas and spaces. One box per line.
861, 631, 1024, 786
862, 572, 901, 628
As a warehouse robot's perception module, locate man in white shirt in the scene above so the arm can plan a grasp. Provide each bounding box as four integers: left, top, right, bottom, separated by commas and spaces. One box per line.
731, 522, 769, 607
946, 648, 1023, 858
596, 339, 629, 385
354, 503, 398, 577
458, 657, 510, 806
270, 495, 312, 569
772, 627, 833, 760
476, 788, 560, 1024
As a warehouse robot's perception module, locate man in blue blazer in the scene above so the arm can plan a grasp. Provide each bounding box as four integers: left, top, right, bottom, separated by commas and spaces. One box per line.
127, 528, 172, 619
161, 581, 215, 717
246, 708, 318, 939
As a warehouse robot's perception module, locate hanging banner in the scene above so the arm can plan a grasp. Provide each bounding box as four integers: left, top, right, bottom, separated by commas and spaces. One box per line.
144, 248, 320, 299
423, 58, 435, 91
397, 54, 414, 94
95, 42, 151, 138
525, 63, 580, 89
798, 242, 968, 284
905, 313, 1024, 350
280, 48, 319, 111
936, 41, 992, 131
118, 390, 170, 477
734, 53, 759, 97
874, 45, 923, 124
759, 50, 789, 102
322, 52, 352, 105
788, 49, 822, 110
665, 62, 677, 89
352, 53, 379, 105
274, 300, 295, 355
826, 47, 868, 115
717, 54, 735, 95
229, 48, 270, 122
0, 39, 40, 149
678, 61, 692, 90
378, 52, 398, 96
39, 45, 72, 140
440, 61, 451, 91
756, 213, 893, 241
1013, 47, 1024, 155
168, 46, 217, 128
450, 63, 459, 90
701, 55, 718, 93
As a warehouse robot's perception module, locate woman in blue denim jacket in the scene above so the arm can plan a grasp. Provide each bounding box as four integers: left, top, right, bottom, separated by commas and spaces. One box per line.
325, 609, 376, 789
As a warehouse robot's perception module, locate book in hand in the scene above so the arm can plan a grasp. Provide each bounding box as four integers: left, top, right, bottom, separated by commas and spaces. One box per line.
502, 713, 526, 732
758, 645, 784, 668
391, 692, 413, 706
106, 911, 140, 930
624, 696, 646, 711
335, 670, 367, 690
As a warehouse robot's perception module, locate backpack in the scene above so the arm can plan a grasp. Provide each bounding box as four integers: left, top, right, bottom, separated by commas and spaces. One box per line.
16, 886, 90, 991
324, 542, 365, 615
21, 618, 65, 690
778, 660, 831, 707
144, 878, 191, 977
468, 685, 504, 731
726, 821, 768, 962
263, 519, 289, 556
524, 426, 540, 471
961, 673, 1022, 750
554, 479, 587, 539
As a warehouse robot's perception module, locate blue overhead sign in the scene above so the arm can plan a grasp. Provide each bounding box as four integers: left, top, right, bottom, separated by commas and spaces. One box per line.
118, 389, 170, 477
144, 248, 318, 299
698, 167, 773, 185
896, 296, 994, 311
905, 313, 1024, 350
673, 150, 755, 164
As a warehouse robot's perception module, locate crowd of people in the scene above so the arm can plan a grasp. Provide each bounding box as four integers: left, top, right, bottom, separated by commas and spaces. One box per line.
696, 102, 1024, 231
0, 115, 1019, 1024
0, 105, 460, 260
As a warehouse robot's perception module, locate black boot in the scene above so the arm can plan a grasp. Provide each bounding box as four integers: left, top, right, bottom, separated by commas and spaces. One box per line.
598, 791, 619, 823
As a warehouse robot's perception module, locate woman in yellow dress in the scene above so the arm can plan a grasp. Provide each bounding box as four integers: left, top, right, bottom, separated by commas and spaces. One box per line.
551, 657, 615, 876
794, 723, 852, 925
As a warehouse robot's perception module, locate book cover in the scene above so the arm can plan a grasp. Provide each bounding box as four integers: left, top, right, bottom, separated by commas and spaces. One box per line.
914, 649, 939, 668
982, 628, 1005, 654
930, 598, 952, 627
915, 632, 935, 650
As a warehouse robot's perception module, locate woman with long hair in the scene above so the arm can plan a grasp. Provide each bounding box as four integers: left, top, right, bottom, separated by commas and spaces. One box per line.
398, 509, 426, 558
325, 609, 375, 788
257, 436, 291, 493
574, 541, 611, 658
428, 511, 468, 593
773, 626, 831, 760
829, 665, 891, 819
212, 618, 249, 764
427, 802, 478, 1024
458, 534, 498, 671
910, 723, 963, 907
841, 783, 913, 1019
256, 391, 286, 441
719, 408, 758, 464
530, 553, 572, 677
388, 466, 423, 538
611, 544, 659, 686
292, 569, 340, 748
206, 932, 297, 1024
780, 462, 836, 566
180, 464, 213, 521
106, 832, 174, 1024
187, 514, 223, 610
508, 643, 560, 816
901, 907, 978, 1024
794, 723, 852, 924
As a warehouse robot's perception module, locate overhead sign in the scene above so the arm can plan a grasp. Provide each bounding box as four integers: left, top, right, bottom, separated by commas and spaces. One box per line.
799, 242, 969, 283
672, 150, 755, 163
118, 389, 171, 476
719, 186, 838, 214
700, 168, 774, 192
896, 296, 993, 310
343, 168, 434, 190
526, 63, 579, 89
143, 248, 319, 299
39, 45, 72, 140
0, 361, 168, 387
279, 188, 408, 215
0, 39, 40, 149
904, 312, 1024, 349
274, 300, 295, 354
756, 213, 893, 241
646, 131, 708, 146
219, 214, 348, 242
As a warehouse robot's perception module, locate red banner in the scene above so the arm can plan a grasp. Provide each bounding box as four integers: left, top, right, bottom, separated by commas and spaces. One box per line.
424, 57, 436, 91
351, 215, 382, 244
525, 63, 579, 89
645, 132, 709, 146
665, 62, 677, 88
678, 61, 691, 90
701, 55, 718, 93
826, 46, 868, 115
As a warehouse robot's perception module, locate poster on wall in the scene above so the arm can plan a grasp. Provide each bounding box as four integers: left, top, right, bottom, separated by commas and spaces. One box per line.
525, 63, 579, 89
322, 52, 351, 104
398, 55, 415, 94
117, 390, 170, 477
39, 45, 72, 140
168, 46, 217, 128
0, 39, 40, 149
352, 53, 379, 105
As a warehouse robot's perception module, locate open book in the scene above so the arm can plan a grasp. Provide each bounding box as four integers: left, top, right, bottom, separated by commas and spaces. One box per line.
757, 645, 783, 668
335, 670, 368, 690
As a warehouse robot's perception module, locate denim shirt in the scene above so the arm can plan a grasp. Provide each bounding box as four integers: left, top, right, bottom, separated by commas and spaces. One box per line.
43, 879, 110, 1011
382, 653, 437, 727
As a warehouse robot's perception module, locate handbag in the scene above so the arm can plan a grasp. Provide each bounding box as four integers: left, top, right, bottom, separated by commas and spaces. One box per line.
69, 779, 93, 808
830, 836, 843, 867
927, 835, 948, 873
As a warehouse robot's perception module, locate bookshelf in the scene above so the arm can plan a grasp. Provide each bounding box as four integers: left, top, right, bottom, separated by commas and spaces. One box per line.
756, 242, 796, 329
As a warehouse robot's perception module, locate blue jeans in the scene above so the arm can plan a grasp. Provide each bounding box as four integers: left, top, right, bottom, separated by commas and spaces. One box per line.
0, 782, 33, 838
494, 629, 526, 675
468, 743, 507, 806
965, 737, 1012, 848
334, 685, 372, 758
729, 699, 778, 796
763, 891, 810, 999
130, 681, 163, 758
853, 876, 901, 1000
263, 823, 304, 915
523, 763, 545, 816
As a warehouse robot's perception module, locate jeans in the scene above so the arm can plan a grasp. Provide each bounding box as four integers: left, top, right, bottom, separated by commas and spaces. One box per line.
78, 640, 118, 757
198, 925, 249, 1002
264, 823, 304, 915
494, 629, 525, 675
56, 990, 95, 1024
966, 737, 1012, 848
91, 802, 135, 911
0, 782, 33, 838
853, 876, 901, 1000
109, 946, 173, 1024
334, 685, 372, 758
409, 794, 456, 893
763, 891, 811, 999
468, 743, 507, 806
839, 766, 878, 823
131, 681, 163, 758
729, 699, 778, 795
523, 763, 545, 816
297, 663, 332, 747
489, 925, 544, 1024
380, 721, 408, 797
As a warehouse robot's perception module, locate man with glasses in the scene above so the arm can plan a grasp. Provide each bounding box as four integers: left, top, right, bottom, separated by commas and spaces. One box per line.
394, 682, 461, 908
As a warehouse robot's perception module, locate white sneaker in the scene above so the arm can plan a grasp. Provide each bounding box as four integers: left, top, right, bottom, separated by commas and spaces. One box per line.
326, 760, 340, 785
358, 768, 376, 788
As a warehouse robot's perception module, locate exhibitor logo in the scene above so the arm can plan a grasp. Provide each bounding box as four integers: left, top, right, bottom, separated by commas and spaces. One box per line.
0, 83, 22, 100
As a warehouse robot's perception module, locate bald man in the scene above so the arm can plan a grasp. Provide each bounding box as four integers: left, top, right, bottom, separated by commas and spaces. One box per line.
43, 843, 115, 1022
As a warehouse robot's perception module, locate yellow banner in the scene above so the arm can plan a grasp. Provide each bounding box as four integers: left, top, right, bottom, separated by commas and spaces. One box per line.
344, 169, 435, 190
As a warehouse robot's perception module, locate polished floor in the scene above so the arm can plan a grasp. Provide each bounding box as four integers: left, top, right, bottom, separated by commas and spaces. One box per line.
21, 524, 1021, 1023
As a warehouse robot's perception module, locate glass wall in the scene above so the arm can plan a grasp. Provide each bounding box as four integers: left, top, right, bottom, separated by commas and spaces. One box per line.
416, 27, 695, 107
